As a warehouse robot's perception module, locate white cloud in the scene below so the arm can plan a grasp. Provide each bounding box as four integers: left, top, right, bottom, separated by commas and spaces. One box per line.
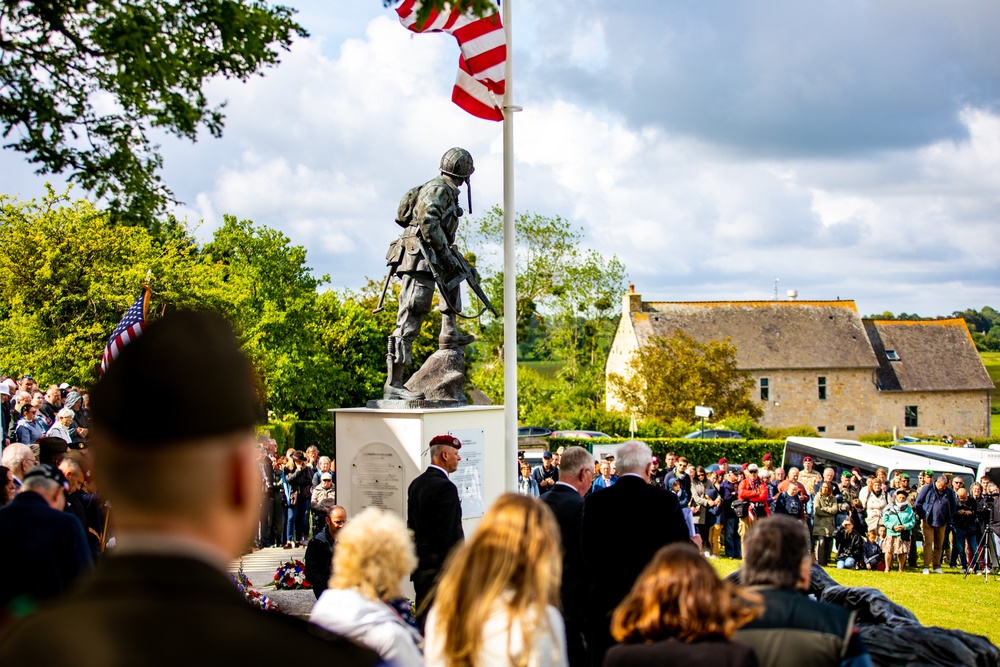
2, 3, 997, 318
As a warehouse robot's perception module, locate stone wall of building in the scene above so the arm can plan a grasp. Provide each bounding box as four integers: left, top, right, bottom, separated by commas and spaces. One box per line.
605, 292, 641, 412
872, 390, 991, 438
749, 369, 878, 438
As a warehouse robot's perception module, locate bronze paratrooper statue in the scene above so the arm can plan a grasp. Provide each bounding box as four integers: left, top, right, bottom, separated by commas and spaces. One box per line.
375, 148, 496, 402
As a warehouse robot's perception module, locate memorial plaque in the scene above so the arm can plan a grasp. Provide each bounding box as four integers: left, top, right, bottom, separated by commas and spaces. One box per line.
352, 442, 404, 516
449, 428, 486, 519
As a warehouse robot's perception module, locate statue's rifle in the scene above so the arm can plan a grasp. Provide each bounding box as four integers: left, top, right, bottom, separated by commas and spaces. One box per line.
373, 264, 397, 314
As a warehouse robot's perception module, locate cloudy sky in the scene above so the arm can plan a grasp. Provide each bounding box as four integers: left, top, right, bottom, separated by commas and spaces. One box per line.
4, 0, 999, 318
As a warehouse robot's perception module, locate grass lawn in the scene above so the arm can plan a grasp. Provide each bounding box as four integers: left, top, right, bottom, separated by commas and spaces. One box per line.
710, 558, 1000, 646
993, 412, 1000, 438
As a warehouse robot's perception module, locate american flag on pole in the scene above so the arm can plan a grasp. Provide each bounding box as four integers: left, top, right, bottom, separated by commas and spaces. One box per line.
396, 0, 506, 121
100, 285, 150, 375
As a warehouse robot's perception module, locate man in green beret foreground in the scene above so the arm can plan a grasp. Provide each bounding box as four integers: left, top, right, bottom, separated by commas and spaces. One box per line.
0, 311, 380, 667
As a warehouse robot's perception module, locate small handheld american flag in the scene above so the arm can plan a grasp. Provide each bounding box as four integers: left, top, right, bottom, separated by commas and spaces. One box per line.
100, 285, 150, 375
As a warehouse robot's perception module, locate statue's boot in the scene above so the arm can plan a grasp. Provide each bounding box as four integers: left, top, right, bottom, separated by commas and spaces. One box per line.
439, 313, 475, 349
383, 358, 424, 401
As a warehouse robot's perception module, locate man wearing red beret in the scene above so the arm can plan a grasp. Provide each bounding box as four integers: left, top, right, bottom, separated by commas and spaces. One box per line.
407, 434, 464, 629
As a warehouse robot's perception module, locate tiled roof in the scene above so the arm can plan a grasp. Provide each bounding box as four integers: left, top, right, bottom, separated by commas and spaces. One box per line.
630, 300, 878, 370
864, 318, 994, 391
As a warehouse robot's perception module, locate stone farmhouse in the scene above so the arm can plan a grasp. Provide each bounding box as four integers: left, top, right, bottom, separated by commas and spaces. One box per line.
605, 287, 994, 438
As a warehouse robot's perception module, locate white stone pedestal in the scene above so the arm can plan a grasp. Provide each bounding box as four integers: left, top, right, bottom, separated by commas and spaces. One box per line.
333, 404, 507, 543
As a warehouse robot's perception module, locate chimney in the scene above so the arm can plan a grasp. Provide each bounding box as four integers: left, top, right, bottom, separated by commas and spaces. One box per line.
625, 284, 642, 313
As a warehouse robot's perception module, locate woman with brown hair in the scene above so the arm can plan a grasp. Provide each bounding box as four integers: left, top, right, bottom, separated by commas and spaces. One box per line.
425, 493, 568, 667
607, 543, 762, 667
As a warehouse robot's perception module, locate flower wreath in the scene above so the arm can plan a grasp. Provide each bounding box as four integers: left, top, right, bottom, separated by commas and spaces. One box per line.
273, 558, 312, 590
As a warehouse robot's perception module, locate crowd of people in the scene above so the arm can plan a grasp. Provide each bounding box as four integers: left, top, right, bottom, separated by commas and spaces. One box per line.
519, 448, 1000, 577
1, 308, 998, 667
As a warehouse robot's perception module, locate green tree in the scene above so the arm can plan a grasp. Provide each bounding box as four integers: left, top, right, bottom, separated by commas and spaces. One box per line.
202, 215, 335, 419
608, 330, 763, 425
462, 206, 626, 366
0, 0, 305, 224
0, 188, 225, 384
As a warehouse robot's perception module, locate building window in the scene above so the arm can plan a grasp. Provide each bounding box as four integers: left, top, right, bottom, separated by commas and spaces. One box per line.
846, 425, 855, 432
818, 376, 827, 400
818, 426, 826, 433
886, 349, 900, 361
760, 378, 769, 401
905, 406, 918, 427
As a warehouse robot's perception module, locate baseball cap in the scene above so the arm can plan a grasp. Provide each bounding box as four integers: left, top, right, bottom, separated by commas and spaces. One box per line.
320, 472, 333, 481
542, 451, 553, 459
746, 464, 759, 473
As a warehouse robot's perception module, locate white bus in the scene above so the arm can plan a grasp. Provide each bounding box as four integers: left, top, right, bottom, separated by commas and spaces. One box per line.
783, 437, 975, 486
892, 444, 1000, 488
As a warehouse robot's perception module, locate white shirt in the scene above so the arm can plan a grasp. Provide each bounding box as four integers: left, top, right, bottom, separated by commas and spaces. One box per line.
425, 601, 568, 667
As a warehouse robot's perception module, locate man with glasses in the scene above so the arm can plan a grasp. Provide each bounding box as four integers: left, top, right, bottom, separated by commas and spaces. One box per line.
14, 404, 44, 444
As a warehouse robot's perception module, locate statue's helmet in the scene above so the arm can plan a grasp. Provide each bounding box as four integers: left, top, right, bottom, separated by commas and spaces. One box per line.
439, 147, 475, 180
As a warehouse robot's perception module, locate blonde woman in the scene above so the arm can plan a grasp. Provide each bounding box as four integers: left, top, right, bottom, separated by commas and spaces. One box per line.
310, 507, 423, 667
425, 494, 568, 667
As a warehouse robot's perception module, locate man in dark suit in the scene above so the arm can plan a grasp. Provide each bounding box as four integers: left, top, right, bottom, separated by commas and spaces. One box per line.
304, 503, 346, 599
0, 311, 380, 667
582, 440, 690, 667
0, 464, 92, 612
408, 433, 464, 626
541, 446, 594, 667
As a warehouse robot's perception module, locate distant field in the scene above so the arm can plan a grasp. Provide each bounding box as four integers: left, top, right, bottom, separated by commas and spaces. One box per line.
983, 351, 1000, 384
711, 558, 1000, 646
519, 360, 564, 379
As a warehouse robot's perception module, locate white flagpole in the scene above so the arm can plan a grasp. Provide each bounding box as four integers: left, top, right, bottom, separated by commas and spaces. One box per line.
501, 0, 518, 492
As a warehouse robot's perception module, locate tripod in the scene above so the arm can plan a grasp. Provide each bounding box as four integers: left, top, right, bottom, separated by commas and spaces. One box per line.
963, 525, 999, 581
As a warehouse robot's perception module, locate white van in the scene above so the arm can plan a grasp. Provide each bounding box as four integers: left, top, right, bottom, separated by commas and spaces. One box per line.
892, 444, 1000, 488
783, 437, 975, 486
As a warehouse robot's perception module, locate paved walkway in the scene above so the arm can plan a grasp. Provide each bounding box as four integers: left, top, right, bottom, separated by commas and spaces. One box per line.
229, 545, 317, 617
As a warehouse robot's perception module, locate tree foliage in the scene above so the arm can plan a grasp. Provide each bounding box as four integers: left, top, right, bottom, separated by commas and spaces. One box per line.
0, 189, 419, 419
462, 206, 626, 366
608, 330, 763, 425
0, 0, 305, 224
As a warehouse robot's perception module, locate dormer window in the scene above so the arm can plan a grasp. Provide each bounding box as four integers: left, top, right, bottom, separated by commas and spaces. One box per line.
886, 350, 900, 361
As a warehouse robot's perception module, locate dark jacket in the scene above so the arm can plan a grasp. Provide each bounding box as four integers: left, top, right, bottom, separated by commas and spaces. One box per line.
834, 526, 865, 564
582, 474, 689, 666
0, 491, 92, 611
862, 540, 883, 569
772, 492, 804, 520
541, 484, 589, 623
407, 466, 463, 602
918, 484, 957, 527
606, 637, 759, 667
286, 465, 311, 505
952, 496, 976, 532
541, 483, 590, 667
304, 526, 335, 599
735, 587, 863, 667
0, 555, 381, 667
